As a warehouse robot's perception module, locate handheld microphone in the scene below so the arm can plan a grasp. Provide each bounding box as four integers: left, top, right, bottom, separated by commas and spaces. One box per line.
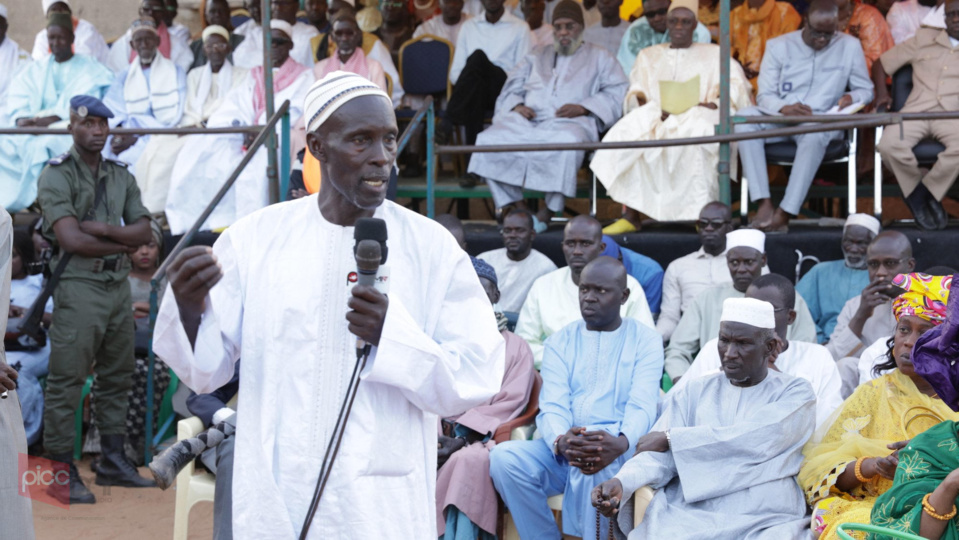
353, 218, 388, 359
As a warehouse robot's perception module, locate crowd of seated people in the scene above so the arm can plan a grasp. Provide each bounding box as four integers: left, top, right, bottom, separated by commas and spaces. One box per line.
1, 0, 958, 231
4, 0, 959, 534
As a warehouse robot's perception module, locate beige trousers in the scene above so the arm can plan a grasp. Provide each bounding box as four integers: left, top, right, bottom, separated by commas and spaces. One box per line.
878, 105, 959, 199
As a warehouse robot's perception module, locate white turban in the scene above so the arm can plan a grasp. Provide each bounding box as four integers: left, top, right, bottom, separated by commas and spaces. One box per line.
726, 229, 765, 254
202, 24, 231, 43
720, 298, 775, 329
270, 19, 294, 39
42, 0, 67, 14
0, 4, 8, 19
844, 213, 881, 236
304, 71, 392, 133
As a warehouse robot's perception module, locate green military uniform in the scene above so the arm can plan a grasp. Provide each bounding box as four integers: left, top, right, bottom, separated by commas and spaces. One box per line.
37, 146, 151, 457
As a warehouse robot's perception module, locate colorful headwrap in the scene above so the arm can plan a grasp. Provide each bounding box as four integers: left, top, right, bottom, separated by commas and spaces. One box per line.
891, 273, 953, 324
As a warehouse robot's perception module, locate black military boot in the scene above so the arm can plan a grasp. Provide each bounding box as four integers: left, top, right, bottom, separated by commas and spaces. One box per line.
95, 434, 156, 488
47, 453, 96, 505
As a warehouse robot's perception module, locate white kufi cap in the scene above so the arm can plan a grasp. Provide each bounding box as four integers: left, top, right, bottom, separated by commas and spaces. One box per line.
720, 298, 775, 329
726, 229, 765, 253
844, 213, 881, 236
304, 71, 391, 133
0, 3, 8, 19
269, 19, 294, 39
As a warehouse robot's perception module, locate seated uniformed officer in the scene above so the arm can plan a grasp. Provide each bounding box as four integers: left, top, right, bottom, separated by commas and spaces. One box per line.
37, 95, 156, 505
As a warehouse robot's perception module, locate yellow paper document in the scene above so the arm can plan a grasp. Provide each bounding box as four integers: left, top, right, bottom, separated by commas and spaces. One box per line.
659, 76, 701, 115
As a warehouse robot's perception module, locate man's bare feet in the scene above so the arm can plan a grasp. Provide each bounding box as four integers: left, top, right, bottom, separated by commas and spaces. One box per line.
761, 209, 791, 232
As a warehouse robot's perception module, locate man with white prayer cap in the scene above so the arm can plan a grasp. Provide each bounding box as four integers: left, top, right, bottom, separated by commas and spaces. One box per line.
663, 228, 818, 381
797, 213, 880, 343
0, 3, 31, 126
106, 0, 194, 74
31, 0, 109, 64
154, 71, 505, 539
675, 273, 843, 429
164, 18, 314, 234
592, 296, 816, 539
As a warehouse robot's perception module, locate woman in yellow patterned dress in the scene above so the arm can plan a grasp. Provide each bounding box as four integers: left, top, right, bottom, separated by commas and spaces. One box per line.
798, 272, 956, 539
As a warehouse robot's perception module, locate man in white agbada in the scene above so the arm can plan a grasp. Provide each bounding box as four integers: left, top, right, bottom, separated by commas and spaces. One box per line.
0, 4, 32, 126
663, 229, 818, 380
468, 0, 627, 226
0, 12, 113, 212
516, 215, 653, 367
103, 18, 187, 177
413, 0, 471, 45
592, 297, 816, 540
164, 20, 314, 235
153, 72, 505, 539
31, 0, 109, 65
590, 0, 753, 223
231, 0, 320, 69
106, 0, 193, 74
135, 26, 248, 214
673, 274, 842, 428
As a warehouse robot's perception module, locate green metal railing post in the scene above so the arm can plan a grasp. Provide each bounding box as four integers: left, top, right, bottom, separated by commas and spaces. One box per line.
280, 111, 291, 200
426, 102, 436, 218
263, 0, 279, 204
717, 0, 732, 205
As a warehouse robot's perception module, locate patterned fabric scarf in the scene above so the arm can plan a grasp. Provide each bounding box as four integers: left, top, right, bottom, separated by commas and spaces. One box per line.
891, 273, 952, 323
251, 57, 308, 121
912, 273, 959, 411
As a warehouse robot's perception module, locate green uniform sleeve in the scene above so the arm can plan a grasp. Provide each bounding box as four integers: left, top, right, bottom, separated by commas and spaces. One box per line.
37, 166, 78, 227
120, 169, 151, 225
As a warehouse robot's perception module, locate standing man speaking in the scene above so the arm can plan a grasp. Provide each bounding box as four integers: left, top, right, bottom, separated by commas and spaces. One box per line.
154, 72, 505, 539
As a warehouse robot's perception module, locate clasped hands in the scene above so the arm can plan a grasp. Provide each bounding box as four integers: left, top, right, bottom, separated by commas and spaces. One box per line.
779, 94, 854, 117
557, 427, 628, 476
512, 103, 587, 120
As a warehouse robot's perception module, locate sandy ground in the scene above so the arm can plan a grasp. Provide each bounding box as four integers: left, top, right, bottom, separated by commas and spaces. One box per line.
31, 456, 213, 540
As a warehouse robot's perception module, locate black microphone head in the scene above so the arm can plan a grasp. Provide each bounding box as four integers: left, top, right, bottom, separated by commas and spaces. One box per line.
354, 218, 388, 264
355, 239, 382, 274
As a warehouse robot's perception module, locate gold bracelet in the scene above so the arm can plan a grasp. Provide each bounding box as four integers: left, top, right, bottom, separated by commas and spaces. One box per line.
854, 457, 877, 483
922, 493, 958, 521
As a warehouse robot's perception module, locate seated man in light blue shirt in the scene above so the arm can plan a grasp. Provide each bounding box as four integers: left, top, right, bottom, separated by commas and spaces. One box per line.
490, 256, 664, 540
796, 213, 878, 342
734, 0, 874, 232
615, 0, 711, 73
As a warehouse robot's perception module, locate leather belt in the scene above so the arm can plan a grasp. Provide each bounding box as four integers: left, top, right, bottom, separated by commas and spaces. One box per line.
71, 257, 130, 273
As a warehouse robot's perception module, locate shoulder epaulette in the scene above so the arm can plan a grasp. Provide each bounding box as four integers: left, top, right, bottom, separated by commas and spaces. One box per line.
105, 158, 129, 168
47, 152, 71, 166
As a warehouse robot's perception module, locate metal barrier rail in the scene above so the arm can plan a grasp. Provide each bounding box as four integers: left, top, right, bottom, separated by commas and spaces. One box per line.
142, 99, 292, 464
0, 126, 264, 135
395, 98, 437, 217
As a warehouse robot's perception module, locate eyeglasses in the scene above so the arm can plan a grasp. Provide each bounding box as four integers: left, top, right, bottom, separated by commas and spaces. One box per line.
204, 40, 230, 50
696, 219, 730, 230
867, 258, 904, 270
645, 7, 668, 17
271, 37, 293, 46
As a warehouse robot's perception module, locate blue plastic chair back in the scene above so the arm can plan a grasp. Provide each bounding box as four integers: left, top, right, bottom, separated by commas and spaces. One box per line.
399, 36, 453, 96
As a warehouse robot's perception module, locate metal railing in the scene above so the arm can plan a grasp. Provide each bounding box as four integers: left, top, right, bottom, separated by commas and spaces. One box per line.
143, 100, 292, 464
396, 97, 436, 217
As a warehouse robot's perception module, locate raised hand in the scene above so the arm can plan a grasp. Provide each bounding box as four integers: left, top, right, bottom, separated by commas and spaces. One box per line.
168, 246, 223, 323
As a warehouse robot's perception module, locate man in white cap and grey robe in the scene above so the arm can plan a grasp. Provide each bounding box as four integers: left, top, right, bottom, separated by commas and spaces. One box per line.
31, 0, 109, 64
153, 71, 505, 539
592, 297, 816, 539
673, 273, 842, 429
796, 213, 880, 343
663, 229, 818, 381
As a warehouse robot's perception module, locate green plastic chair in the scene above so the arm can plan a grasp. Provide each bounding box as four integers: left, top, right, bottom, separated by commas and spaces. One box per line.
837, 522, 928, 540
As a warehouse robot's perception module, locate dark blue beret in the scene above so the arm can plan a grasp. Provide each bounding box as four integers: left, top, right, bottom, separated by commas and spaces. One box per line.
70, 95, 114, 119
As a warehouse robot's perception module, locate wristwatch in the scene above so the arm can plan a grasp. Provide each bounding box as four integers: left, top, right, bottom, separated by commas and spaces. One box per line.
665, 430, 671, 449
